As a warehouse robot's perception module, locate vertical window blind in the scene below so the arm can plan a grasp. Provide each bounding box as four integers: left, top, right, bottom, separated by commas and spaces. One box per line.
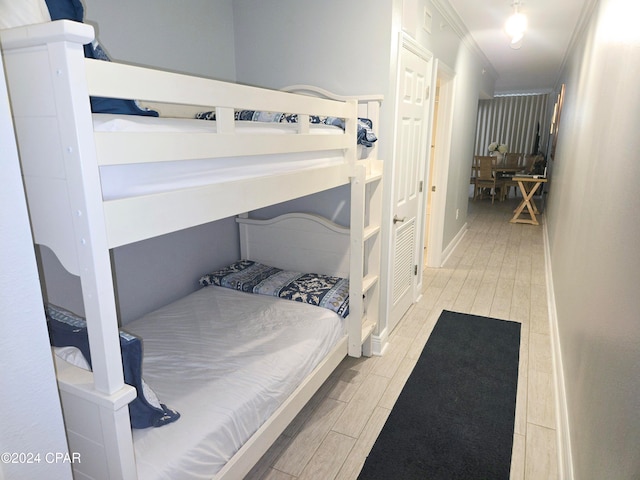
474, 94, 550, 156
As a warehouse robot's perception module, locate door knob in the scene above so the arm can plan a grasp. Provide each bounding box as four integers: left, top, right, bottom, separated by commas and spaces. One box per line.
393, 215, 407, 224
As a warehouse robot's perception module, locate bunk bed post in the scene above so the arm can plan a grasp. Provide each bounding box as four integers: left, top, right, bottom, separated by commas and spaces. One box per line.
345, 99, 359, 167
56, 42, 124, 390
32, 22, 126, 395
50, 38, 137, 478
361, 100, 381, 163
349, 158, 383, 358
1, 18, 128, 396
349, 163, 366, 357
349, 96, 384, 358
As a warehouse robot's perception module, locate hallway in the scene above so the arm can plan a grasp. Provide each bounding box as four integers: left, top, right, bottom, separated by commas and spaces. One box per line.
422, 195, 558, 479
248, 195, 559, 479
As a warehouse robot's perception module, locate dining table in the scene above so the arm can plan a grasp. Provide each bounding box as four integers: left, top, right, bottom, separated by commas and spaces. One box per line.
493, 166, 524, 175
509, 176, 548, 225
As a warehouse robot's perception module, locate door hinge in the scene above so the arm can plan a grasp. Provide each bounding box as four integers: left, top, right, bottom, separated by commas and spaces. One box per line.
431, 185, 436, 192
414, 265, 418, 275
419, 180, 423, 192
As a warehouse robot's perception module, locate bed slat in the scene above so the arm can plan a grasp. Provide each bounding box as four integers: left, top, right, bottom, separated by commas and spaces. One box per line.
85, 59, 356, 118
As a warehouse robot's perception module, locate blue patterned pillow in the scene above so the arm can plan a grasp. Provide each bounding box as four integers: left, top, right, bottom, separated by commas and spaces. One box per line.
44, 0, 158, 117
46, 304, 179, 428
195, 110, 377, 147
200, 260, 350, 318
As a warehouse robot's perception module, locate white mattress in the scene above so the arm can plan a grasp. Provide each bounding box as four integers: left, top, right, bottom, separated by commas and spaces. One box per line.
123, 286, 346, 480
94, 114, 356, 201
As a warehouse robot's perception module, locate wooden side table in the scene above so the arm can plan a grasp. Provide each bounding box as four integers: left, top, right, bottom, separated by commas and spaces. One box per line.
510, 176, 548, 225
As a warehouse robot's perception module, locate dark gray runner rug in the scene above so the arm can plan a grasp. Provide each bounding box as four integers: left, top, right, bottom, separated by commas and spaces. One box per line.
358, 310, 521, 480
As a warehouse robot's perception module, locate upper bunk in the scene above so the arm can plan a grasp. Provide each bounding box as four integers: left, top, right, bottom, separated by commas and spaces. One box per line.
0, 19, 382, 274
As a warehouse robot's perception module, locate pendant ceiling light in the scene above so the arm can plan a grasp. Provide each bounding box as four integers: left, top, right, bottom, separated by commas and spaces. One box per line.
505, 1, 527, 49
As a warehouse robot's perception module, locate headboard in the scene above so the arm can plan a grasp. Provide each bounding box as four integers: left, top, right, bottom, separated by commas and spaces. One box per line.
236, 213, 350, 278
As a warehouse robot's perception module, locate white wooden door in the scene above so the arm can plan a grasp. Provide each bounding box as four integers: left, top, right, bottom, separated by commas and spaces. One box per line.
388, 37, 433, 333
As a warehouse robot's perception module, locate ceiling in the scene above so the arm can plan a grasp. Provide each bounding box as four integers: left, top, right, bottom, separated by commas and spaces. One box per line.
445, 0, 589, 95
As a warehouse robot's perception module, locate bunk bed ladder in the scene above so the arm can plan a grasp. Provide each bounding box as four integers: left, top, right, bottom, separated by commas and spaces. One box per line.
349, 159, 383, 357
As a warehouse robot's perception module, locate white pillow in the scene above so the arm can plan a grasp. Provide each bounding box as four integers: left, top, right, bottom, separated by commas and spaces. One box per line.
53, 345, 91, 370
0, 0, 51, 29
53, 346, 163, 410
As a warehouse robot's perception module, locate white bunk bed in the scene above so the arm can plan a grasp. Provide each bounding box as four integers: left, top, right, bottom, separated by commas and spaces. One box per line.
1, 19, 383, 480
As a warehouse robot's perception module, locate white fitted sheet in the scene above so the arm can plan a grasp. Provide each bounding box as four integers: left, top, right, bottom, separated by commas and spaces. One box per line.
93, 114, 354, 201
124, 286, 346, 480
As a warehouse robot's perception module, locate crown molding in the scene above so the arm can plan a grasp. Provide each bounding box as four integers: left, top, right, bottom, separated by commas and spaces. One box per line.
431, 0, 498, 79
554, 0, 599, 92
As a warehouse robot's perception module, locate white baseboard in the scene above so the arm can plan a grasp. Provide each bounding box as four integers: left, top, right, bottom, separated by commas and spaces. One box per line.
440, 222, 468, 267
371, 327, 389, 356
543, 222, 574, 480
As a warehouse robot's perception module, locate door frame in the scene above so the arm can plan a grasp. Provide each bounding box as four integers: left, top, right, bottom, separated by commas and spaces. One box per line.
422, 60, 455, 270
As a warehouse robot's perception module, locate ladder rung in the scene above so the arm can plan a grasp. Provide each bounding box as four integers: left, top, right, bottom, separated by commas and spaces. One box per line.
361, 317, 376, 343
363, 224, 381, 241
365, 171, 382, 184
362, 274, 378, 293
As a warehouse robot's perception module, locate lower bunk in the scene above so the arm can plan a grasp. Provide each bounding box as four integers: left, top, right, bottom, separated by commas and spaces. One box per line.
134, 287, 346, 478
50, 213, 355, 480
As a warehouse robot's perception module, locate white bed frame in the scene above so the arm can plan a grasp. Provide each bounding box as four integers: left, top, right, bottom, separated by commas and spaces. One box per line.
1, 19, 383, 480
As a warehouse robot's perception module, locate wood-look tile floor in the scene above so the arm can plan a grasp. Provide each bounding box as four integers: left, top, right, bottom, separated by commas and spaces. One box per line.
247, 196, 559, 480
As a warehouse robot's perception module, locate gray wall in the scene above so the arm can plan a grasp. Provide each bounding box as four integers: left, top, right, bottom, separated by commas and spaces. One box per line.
112, 219, 239, 323
232, 0, 394, 95
83, 0, 236, 80
546, 0, 640, 477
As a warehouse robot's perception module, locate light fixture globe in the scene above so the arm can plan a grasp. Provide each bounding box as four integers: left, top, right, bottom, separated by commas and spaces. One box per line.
505, 11, 528, 39
510, 35, 523, 49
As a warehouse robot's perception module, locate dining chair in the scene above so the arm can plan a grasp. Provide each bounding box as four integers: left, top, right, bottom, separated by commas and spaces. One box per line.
474, 155, 505, 204
523, 154, 538, 173
505, 153, 521, 168
501, 153, 523, 199
471, 155, 482, 186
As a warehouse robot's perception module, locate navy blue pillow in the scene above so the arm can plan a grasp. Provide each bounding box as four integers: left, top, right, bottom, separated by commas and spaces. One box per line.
46, 304, 179, 429
44, 0, 158, 117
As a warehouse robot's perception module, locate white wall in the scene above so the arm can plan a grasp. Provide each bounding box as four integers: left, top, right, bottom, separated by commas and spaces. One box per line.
546, 0, 640, 477
440, 44, 487, 248
0, 53, 71, 480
